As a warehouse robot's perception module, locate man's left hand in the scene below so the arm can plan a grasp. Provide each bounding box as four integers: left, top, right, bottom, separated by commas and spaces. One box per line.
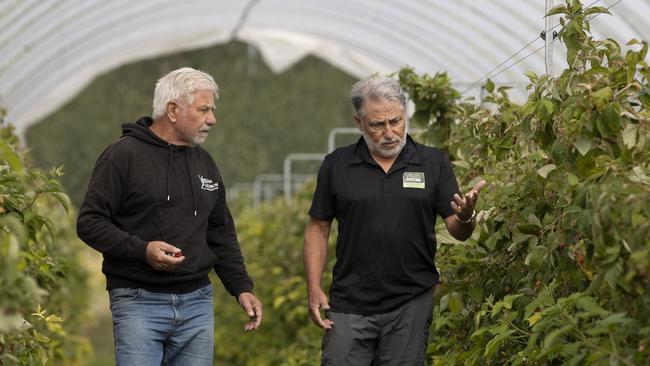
237, 292, 263, 331
451, 180, 487, 221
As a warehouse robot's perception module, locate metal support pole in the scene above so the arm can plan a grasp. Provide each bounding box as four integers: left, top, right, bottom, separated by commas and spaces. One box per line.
227, 182, 253, 202
545, 0, 554, 76
283, 153, 325, 204
253, 174, 282, 208
253, 173, 316, 207
327, 127, 361, 153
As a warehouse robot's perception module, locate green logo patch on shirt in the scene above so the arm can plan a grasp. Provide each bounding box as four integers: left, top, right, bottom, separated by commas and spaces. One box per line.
403, 172, 425, 189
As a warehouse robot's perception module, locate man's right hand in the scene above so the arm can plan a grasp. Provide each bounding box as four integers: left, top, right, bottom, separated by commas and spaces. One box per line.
308, 287, 333, 330
145, 241, 185, 271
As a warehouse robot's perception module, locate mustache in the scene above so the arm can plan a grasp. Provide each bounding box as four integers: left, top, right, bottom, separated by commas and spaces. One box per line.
381, 136, 401, 143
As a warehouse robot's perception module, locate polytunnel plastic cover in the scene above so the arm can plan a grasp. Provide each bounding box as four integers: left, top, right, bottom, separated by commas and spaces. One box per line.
1, 0, 649, 134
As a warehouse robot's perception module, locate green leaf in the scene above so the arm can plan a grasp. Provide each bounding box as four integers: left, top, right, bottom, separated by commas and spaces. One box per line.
598, 312, 633, 329
546, 4, 568, 16
490, 294, 521, 319
0, 354, 19, 364
537, 164, 557, 179
470, 327, 491, 339
468, 287, 484, 304
449, 293, 464, 315
524, 71, 538, 83
485, 329, 516, 358
535, 99, 555, 125
517, 223, 540, 235
621, 123, 638, 149
592, 87, 612, 110
527, 312, 542, 326
576, 296, 609, 316
524, 281, 557, 318
527, 213, 541, 227
567, 173, 580, 186
573, 135, 592, 156
511, 231, 533, 245
543, 324, 573, 349
604, 260, 623, 289
576, 150, 609, 179
524, 250, 543, 268
51, 192, 71, 214
584, 6, 610, 16
0, 141, 23, 175
485, 79, 495, 93
597, 104, 620, 137
628, 166, 650, 185
439, 294, 450, 312
452, 160, 470, 169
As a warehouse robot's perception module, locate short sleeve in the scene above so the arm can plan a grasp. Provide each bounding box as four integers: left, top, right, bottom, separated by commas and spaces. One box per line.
435, 153, 460, 218
308, 157, 335, 220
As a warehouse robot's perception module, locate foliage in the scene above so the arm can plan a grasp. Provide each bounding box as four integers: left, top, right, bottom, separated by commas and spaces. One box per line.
16, 1, 650, 365
398, 67, 462, 148
25, 41, 357, 207
399, 1, 650, 364
213, 182, 337, 366
0, 121, 91, 365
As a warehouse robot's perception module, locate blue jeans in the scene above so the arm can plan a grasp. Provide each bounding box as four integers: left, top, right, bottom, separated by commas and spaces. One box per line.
109, 285, 214, 366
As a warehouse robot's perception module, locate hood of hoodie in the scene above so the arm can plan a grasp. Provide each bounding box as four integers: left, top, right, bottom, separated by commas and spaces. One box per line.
122, 116, 173, 147
121, 116, 200, 216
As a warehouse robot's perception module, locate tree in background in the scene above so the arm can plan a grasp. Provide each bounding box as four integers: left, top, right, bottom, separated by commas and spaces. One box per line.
25, 42, 357, 207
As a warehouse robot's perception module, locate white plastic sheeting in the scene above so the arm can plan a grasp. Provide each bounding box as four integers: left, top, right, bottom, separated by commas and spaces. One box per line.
1, 0, 649, 134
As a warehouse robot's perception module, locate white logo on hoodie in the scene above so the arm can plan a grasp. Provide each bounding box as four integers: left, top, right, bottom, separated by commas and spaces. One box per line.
198, 175, 219, 191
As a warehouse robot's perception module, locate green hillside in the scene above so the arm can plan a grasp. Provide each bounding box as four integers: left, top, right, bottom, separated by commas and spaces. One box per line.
25, 41, 358, 206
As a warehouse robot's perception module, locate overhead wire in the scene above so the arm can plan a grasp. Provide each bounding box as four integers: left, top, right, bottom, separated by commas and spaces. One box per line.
461, 0, 623, 94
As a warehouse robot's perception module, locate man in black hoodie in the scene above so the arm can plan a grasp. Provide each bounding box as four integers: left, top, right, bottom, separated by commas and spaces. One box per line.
77, 67, 262, 365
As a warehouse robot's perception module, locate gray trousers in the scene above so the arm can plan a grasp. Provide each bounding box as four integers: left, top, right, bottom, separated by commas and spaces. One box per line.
321, 288, 435, 366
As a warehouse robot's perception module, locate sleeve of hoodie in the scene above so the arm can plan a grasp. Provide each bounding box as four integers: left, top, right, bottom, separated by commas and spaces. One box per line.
76, 157, 149, 261
208, 184, 254, 297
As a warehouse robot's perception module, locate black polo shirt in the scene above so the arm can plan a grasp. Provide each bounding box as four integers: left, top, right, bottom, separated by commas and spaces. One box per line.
309, 135, 459, 315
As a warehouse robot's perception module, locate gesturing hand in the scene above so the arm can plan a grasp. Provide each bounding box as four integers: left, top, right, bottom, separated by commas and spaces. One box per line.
238, 292, 263, 331
145, 241, 185, 271
308, 287, 333, 330
451, 180, 487, 222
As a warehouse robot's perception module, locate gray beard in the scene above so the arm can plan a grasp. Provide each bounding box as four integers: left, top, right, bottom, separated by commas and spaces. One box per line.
361, 130, 407, 158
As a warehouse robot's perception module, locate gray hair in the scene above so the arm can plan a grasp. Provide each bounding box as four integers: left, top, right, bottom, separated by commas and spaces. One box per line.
350, 76, 406, 118
152, 67, 219, 119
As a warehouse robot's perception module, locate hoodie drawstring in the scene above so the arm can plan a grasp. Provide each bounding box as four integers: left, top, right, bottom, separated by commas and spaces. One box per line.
186, 150, 198, 216
165, 144, 198, 217
166, 144, 173, 202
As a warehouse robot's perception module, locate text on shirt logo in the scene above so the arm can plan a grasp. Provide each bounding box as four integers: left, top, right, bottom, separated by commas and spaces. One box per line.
198, 175, 219, 191
403, 172, 425, 189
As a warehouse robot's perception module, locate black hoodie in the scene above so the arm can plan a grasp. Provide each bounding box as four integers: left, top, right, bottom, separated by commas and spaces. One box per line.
77, 117, 253, 295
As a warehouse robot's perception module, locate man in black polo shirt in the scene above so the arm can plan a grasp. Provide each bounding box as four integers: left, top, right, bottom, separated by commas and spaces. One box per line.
304, 76, 485, 365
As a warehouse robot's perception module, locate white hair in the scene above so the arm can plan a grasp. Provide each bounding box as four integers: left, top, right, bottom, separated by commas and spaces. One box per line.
350, 76, 407, 119
152, 67, 219, 119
